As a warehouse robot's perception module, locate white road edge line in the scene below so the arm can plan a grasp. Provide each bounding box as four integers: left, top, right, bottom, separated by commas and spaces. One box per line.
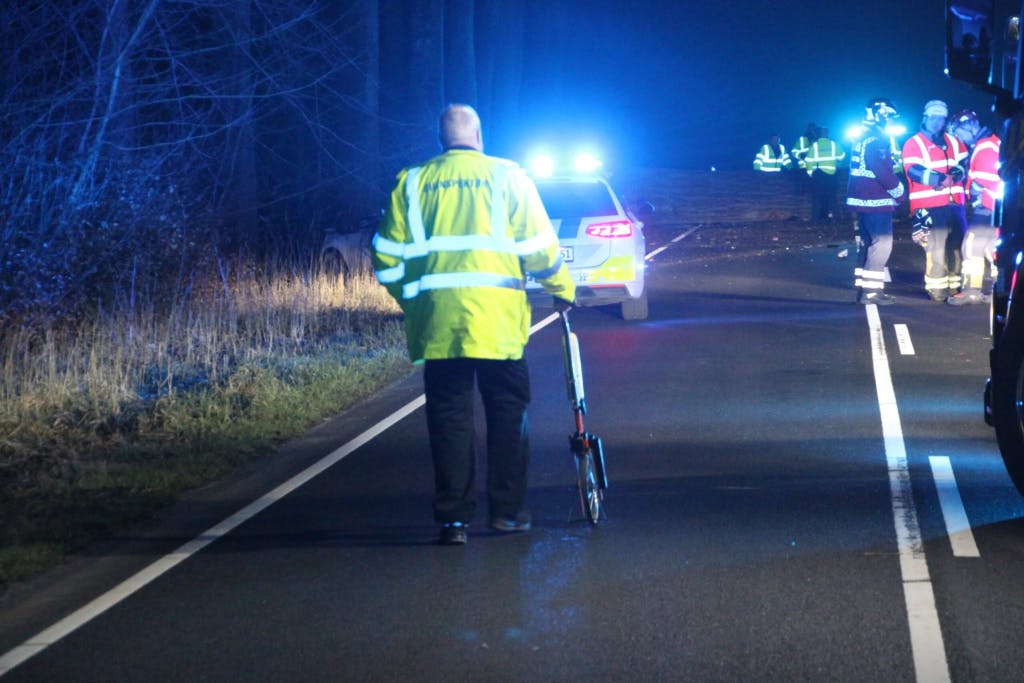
645, 225, 699, 261
894, 324, 915, 356
0, 394, 431, 676
928, 456, 980, 558
865, 304, 951, 683
2, 233, 691, 677
1, 309, 571, 678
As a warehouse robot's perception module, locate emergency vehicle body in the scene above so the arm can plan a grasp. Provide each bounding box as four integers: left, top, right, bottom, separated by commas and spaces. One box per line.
524, 156, 648, 320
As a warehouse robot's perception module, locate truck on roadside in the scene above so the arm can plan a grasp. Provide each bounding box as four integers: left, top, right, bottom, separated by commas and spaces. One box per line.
947, 0, 1024, 494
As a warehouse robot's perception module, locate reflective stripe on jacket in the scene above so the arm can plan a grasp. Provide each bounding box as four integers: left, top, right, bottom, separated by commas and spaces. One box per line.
791, 135, 812, 166
803, 138, 845, 176
968, 134, 1001, 211
846, 132, 904, 213
753, 144, 792, 172
901, 132, 967, 209
372, 149, 574, 363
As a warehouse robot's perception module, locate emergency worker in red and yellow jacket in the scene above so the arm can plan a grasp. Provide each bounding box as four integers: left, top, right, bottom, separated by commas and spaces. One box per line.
947, 109, 1000, 305
846, 98, 906, 305
372, 104, 575, 546
901, 99, 969, 301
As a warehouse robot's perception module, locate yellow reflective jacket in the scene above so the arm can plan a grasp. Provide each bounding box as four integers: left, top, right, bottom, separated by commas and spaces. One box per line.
803, 137, 846, 176
372, 149, 575, 363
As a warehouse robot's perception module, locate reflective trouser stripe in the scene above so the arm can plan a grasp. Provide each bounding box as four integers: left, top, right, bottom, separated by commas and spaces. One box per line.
924, 272, 948, 292
961, 256, 985, 290
855, 267, 886, 290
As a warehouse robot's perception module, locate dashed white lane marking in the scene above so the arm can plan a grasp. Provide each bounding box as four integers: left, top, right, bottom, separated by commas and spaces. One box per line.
645, 225, 699, 261
865, 304, 951, 683
894, 324, 915, 355
929, 456, 980, 558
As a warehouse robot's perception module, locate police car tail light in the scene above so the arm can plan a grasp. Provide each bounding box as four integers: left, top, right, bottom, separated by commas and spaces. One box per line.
585, 220, 633, 238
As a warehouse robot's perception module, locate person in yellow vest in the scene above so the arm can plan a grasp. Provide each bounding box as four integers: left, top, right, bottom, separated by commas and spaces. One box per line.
791, 123, 818, 169
372, 104, 576, 546
804, 127, 847, 221
753, 134, 793, 173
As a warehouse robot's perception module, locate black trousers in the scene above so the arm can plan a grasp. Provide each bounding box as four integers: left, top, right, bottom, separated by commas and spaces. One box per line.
423, 358, 531, 524
811, 169, 837, 220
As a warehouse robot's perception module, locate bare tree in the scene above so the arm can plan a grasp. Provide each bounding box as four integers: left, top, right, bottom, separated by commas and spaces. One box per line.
0, 1, 396, 322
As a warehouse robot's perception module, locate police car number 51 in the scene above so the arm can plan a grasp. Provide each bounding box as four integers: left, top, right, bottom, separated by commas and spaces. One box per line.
560, 246, 574, 262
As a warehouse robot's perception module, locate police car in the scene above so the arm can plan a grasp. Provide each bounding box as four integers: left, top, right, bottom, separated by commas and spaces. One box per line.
527, 153, 648, 320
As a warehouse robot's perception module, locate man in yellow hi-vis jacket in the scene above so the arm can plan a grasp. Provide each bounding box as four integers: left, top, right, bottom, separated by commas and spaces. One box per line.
372, 104, 575, 546
803, 127, 846, 221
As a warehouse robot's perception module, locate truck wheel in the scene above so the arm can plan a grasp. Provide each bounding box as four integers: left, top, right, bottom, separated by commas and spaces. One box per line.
990, 333, 1024, 496
620, 289, 648, 321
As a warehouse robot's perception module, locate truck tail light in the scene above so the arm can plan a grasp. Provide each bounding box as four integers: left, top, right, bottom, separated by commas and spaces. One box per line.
585, 220, 633, 238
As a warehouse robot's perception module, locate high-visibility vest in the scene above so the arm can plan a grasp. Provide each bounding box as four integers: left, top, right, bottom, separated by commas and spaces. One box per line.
753, 144, 792, 172
803, 138, 846, 176
372, 149, 574, 363
791, 135, 813, 165
968, 134, 1001, 211
901, 132, 968, 209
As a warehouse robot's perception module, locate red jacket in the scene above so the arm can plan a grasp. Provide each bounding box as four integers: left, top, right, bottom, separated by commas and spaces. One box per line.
968, 134, 1001, 211
902, 132, 968, 210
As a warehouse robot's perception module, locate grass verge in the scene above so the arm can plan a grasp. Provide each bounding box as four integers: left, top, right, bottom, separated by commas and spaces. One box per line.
0, 263, 412, 591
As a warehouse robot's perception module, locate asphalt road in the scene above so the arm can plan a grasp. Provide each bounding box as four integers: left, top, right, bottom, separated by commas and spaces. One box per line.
3, 221, 1024, 682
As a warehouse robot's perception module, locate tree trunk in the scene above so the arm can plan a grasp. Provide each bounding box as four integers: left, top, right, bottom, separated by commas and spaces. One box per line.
222, 0, 259, 248
443, 0, 476, 106
406, 0, 445, 160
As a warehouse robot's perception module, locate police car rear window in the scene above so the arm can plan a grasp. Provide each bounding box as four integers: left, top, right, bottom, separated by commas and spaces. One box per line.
535, 181, 618, 219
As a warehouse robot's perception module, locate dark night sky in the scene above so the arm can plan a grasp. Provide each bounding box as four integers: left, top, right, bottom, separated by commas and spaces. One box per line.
490, 0, 996, 171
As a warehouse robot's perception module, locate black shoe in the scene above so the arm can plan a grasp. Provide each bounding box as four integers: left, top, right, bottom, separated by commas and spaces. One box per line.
439, 522, 467, 546
858, 291, 895, 306
947, 291, 983, 306
489, 511, 532, 532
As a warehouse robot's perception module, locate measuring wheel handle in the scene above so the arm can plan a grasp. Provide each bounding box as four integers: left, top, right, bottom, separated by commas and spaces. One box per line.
590, 434, 608, 491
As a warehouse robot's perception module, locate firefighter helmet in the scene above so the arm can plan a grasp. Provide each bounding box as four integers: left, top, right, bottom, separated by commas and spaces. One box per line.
864, 98, 898, 125
949, 109, 982, 144
950, 109, 979, 128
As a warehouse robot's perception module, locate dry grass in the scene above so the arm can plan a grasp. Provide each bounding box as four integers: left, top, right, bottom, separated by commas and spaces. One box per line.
0, 260, 411, 588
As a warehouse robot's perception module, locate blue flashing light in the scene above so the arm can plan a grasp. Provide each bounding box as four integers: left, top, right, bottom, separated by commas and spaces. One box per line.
525, 146, 605, 177
845, 124, 866, 141
573, 152, 603, 174
1015, 250, 1022, 267
529, 154, 555, 178
884, 123, 906, 138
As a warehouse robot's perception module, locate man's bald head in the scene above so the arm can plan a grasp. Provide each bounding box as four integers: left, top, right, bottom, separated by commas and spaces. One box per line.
439, 104, 483, 151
